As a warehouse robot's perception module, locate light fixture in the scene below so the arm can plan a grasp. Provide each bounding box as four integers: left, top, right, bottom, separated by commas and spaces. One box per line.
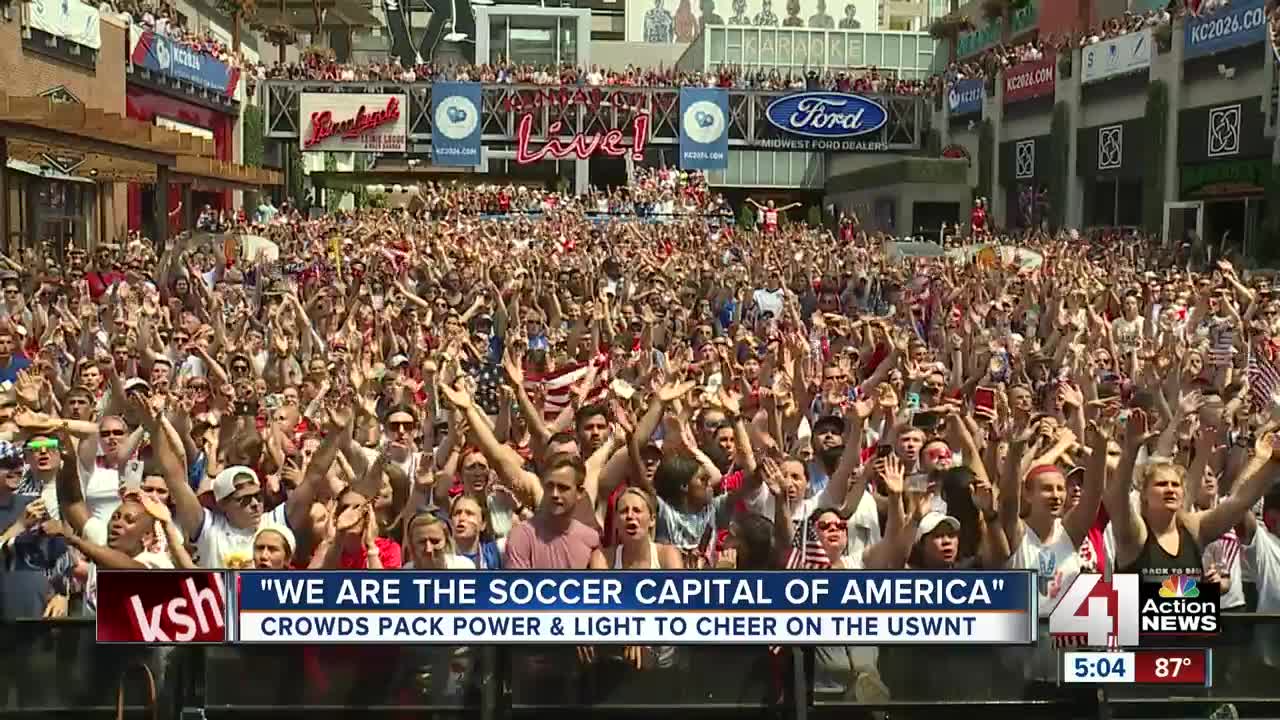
444, 32, 470, 42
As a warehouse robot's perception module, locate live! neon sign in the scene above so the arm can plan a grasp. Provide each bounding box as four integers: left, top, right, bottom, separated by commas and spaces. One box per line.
515, 112, 650, 164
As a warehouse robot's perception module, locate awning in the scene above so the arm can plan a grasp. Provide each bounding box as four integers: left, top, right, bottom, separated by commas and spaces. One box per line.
5, 158, 95, 184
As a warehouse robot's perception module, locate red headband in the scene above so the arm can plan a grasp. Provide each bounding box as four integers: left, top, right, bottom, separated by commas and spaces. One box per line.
1025, 464, 1062, 482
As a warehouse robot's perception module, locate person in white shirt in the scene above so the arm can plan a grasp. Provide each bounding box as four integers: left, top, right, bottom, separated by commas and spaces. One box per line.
137, 394, 339, 568
253, 524, 297, 569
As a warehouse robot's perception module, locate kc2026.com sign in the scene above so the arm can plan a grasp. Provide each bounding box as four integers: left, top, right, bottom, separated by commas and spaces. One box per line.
298, 93, 408, 153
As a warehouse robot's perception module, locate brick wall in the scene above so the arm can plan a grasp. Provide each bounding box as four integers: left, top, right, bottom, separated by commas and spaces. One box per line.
0, 10, 130, 240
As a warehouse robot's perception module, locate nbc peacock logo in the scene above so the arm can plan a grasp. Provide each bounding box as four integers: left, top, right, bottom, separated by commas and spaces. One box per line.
1158, 575, 1200, 599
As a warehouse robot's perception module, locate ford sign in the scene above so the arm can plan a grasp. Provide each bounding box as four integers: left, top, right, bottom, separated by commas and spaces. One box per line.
765, 92, 888, 139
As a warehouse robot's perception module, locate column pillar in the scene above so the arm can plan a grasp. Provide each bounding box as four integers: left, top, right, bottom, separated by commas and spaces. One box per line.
1063, 49, 1084, 228
1161, 18, 1186, 239
154, 165, 170, 248
183, 184, 196, 234
990, 75, 1006, 227
0, 137, 9, 255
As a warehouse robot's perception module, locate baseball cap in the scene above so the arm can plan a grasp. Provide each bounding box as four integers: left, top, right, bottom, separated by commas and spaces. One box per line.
211, 465, 260, 503
124, 378, 151, 394
252, 523, 297, 556
915, 511, 961, 544
387, 354, 410, 369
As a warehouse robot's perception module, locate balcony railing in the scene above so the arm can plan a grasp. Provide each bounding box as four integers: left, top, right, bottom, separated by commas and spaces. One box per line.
261, 81, 926, 153
2, 614, 1278, 719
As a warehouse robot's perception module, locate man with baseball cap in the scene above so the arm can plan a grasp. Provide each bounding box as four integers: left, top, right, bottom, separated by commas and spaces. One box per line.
135, 392, 338, 569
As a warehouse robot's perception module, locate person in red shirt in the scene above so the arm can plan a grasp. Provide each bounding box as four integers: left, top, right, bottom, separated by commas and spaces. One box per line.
970, 198, 988, 238
747, 198, 800, 234
319, 488, 402, 569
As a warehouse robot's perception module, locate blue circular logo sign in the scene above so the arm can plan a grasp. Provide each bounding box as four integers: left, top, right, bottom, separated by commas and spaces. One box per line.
764, 92, 888, 139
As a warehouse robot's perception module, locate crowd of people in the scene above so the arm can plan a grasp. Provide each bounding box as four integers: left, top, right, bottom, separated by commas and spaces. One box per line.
260, 56, 934, 96
106, 0, 245, 68
0, 182, 1278, 705
940, 3, 1212, 89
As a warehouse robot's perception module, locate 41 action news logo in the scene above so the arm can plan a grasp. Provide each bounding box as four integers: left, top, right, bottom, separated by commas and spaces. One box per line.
1049, 574, 1219, 648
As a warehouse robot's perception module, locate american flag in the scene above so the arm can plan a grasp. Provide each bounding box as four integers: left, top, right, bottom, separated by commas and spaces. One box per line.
1246, 341, 1280, 412
524, 354, 611, 422
785, 512, 831, 569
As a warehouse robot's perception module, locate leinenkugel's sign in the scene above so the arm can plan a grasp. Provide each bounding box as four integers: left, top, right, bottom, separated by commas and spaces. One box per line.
763, 92, 889, 151
299, 93, 408, 152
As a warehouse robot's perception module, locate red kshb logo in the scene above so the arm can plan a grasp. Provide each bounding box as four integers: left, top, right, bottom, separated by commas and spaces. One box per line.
97, 570, 228, 643
305, 97, 401, 149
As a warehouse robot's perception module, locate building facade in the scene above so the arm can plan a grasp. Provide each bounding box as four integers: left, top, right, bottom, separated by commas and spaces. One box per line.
938, 0, 1278, 252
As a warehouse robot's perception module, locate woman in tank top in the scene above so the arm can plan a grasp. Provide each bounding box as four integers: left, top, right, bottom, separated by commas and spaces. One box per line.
584, 488, 680, 670
1109, 411, 1277, 584
606, 487, 682, 570
999, 423, 1106, 617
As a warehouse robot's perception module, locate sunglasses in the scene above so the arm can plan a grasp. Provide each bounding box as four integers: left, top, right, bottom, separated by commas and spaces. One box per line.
233, 493, 262, 508
817, 520, 848, 532
387, 420, 415, 432
26, 439, 59, 452
100, 428, 128, 438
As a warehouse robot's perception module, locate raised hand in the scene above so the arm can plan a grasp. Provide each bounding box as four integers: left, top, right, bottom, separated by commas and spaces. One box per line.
760, 455, 785, 498
139, 494, 173, 524
656, 378, 696, 403
878, 454, 905, 496
437, 381, 474, 411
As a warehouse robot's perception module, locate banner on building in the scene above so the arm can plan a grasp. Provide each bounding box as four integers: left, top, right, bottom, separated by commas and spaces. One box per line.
29, 0, 101, 49
299, 93, 408, 153
1081, 29, 1152, 84
948, 78, 983, 116
1184, 0, 1265, 59
430, 83, 482, 166
679, 88, 729, 170
1003, 56, 1055, 104
129, 26, 240, 97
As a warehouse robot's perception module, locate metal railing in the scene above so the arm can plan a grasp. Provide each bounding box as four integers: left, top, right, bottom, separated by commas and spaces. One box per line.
1, 615, 1278, 718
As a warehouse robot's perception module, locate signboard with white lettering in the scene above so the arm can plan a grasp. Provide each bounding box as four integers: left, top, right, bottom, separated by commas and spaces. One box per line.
1081, 29, 1152, 84
298, 93, 408, 153
1184, 0, 1265, 59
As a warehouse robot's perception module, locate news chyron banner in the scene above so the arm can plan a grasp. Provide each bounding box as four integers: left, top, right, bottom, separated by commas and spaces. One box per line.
1049, 574, 1220, 649
679, 88, 729, 172
97, 570, 1038, 645
234, 571, 1036, 645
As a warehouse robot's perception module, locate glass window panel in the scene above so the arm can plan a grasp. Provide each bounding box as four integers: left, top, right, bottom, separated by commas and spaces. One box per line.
901, 35, 916, 64
776, 31, 791, 64
489, 16, 508, 63
792, 31, 807, 65
828, 33, 845, 65
882, 35, 900, 67
560, 18, 578, 64
509, 15, 557, 67
710, 27, 726, 61
809, 35, 825, 67
847, 33, 863, 65
757, 30, 772, 64
726, 42, 742, 63
864, 33, 881, 65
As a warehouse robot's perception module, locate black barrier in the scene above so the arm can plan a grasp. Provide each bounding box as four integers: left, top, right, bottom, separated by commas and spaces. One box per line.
1, 615, 1278, 719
